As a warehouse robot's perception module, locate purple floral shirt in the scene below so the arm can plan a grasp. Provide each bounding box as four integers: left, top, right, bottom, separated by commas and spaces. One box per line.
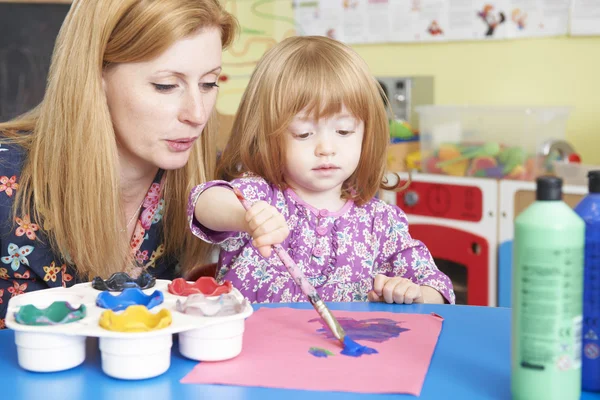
188, 176, 455, 304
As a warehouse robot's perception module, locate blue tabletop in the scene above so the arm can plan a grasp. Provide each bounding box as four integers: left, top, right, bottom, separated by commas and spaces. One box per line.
1, 302, 599, 400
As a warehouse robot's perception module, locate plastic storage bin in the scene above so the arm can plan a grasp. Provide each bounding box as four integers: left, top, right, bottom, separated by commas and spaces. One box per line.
416, 105, 571, 180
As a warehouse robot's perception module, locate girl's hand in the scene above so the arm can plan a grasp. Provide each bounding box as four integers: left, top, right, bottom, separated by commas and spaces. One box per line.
245, 201, 289, 258
367, 274, 424, 304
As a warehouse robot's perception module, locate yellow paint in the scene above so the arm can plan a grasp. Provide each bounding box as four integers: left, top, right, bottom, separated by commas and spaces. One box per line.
99, 305, 172, 332
220, 2, 600, 164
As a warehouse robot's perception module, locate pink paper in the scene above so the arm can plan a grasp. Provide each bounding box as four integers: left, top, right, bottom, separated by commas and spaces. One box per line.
181, 308, 444, 395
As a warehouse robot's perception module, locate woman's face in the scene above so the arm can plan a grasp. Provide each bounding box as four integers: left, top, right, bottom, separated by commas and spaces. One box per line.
103, 27, 222, 173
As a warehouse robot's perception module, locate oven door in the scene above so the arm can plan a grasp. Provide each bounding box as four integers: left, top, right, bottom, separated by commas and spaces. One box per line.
409, 224, 489, 306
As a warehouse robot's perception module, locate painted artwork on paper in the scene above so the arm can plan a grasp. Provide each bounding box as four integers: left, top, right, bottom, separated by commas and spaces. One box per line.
181, 308, 444, 395
312, 317, 410, 342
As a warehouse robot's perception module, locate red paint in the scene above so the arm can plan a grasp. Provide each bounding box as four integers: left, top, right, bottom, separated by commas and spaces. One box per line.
168, 277, 233, 296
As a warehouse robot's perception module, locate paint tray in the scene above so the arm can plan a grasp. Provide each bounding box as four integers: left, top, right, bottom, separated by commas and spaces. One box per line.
5, 278, 253, 380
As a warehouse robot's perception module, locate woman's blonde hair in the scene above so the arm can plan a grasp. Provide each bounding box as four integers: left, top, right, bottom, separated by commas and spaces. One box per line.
217, 35, 393, 206
0, 0, 238, 279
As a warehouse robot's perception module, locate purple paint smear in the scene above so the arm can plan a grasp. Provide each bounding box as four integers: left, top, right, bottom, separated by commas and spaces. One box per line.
308, 317, 410, 358
310, 317, 410, 343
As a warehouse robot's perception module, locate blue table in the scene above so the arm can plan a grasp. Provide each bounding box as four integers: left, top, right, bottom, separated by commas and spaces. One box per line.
1, 302, 599, 400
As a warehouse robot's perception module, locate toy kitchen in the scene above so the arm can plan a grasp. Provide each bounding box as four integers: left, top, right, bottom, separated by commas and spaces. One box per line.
377, 76, 594, 307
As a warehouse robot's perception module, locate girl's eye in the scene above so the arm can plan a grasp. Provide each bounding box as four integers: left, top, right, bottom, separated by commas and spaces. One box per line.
152, 83, 177, 92
337, 130, 354, 136
294, 132, 312, 139
200, 82, 219, 92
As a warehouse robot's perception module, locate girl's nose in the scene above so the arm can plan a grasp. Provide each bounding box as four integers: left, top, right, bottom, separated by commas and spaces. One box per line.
315, 136, 335, 156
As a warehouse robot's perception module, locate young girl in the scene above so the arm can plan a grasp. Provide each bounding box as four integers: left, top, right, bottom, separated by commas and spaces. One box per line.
187, 36, 455, 305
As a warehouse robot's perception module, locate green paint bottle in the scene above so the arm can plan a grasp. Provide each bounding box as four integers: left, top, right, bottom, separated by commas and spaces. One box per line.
512, 176, 585, 400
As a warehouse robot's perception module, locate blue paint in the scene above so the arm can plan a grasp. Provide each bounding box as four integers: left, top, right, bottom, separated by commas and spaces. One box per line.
96, 288, 164, 311
341, 336, 378, 357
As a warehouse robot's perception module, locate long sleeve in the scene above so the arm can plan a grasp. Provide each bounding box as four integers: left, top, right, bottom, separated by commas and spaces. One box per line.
187, 175, 276, 249
0, 141, 74, 324
373, 202, 456, 304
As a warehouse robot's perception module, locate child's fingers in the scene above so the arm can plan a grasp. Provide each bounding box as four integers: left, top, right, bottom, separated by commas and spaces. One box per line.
252, 226, 289, 249
390, 280, 410, 304
382, 278, 404, 303
403, 285, 422, 304
245, 202, 273, 231
382, 277, 410, 303
372, 274, 388, 296
256, 245, 272, 258
251, 214, 289, 239
367, 290, 383, 302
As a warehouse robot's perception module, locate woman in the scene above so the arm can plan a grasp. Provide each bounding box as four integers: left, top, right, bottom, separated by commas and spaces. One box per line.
0, 0, 238, 325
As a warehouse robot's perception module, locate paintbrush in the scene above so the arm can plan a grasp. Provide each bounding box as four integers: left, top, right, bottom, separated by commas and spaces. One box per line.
232, 187, 347, 344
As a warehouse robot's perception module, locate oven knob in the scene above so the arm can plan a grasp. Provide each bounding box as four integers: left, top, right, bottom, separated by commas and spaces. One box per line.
404, 190, 419, 207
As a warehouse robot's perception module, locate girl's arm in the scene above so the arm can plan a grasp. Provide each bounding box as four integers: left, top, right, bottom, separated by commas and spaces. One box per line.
188, 178, 289, 258
194, 186, 248, 233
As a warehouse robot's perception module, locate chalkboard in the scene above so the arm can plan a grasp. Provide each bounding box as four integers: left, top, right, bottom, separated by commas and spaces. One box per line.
0, 3, 70, 122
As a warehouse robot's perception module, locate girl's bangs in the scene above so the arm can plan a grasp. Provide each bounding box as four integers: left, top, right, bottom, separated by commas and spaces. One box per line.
275, 56, 371, 125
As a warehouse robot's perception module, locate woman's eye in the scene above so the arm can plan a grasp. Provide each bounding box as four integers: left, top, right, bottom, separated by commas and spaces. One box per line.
337, 130, 354, 136
200, 82, 219, 92
152, 83, 177, 92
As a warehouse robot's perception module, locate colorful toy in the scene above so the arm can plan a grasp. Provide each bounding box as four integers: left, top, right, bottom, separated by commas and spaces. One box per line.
434, 144, 468, 175
389, 120, 415, 139
467, 156, 498, 177
436, 142, 501, 168
497, 146, 526, 174
422, 141, 539, 180
405, 151, 421, 170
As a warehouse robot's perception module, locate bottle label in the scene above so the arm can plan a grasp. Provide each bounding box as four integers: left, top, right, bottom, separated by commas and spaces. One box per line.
519, 246, 583, 371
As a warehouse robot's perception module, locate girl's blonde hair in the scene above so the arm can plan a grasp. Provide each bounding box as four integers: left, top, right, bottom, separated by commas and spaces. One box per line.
0, 0, 238, 279
217, 35, 393, 206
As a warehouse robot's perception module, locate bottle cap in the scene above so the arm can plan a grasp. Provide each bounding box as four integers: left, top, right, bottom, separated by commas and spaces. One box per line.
536, 176, 562, 201
589, 170, 600, 193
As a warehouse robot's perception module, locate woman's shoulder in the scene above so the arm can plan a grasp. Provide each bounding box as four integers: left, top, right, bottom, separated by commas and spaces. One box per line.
0, 132, 28, 174
0, 133, 28, 214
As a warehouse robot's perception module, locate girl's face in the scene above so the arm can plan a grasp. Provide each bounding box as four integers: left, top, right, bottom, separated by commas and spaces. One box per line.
283, 105, 364, 209
103, 27, 222, 175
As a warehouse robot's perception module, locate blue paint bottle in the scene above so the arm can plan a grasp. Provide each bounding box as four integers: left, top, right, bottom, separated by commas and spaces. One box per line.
575, 170, 600, 392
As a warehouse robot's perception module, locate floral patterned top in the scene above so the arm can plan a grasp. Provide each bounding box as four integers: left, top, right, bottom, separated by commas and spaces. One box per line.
188, 175, 455, 304
0, 141, 176, 328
